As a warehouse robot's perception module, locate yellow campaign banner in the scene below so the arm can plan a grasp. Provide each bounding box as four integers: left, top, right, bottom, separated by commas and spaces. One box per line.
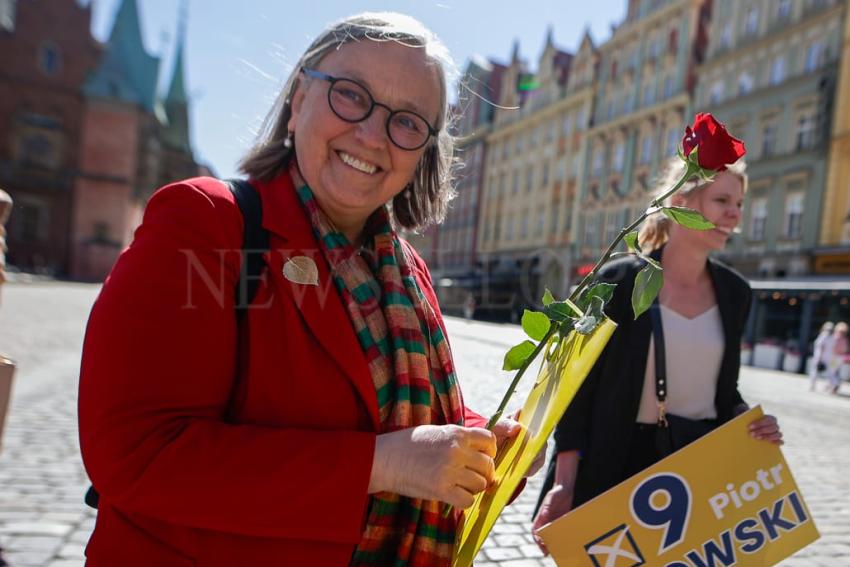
539, 406, 819, 566
453, 318, 617, 567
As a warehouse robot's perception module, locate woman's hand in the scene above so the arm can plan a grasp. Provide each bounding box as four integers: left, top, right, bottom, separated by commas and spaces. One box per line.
748, 414, 783, 445
532, 450, 580, 554
369, 424, 496, 509
491, 413, 546, 478
532, 483, 574, 554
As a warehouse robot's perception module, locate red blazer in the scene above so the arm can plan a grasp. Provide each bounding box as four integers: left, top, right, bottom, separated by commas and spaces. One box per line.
79, 174, 486, 566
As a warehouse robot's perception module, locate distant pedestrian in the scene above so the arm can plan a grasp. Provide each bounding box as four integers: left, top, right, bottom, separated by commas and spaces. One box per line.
809, 321, 834, 391
463, 292, 476, 321
826, 322, 849, 395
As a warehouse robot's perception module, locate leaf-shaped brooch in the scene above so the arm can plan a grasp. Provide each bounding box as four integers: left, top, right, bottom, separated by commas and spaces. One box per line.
282, 256, 319, 286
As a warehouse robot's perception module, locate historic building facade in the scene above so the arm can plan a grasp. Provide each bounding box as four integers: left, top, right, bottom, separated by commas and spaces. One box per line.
0, 0, 100, 275
575, 0, 710, 273
472, 32, 593, 315
1, 0, 200, 280
817, 1, 850, 274
696, 0, 846, 278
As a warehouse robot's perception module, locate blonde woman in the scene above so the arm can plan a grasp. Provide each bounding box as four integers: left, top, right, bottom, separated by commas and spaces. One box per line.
533, 158, 783, 550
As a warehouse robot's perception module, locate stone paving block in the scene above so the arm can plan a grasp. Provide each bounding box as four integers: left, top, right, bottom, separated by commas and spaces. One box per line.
519, 543, 544, 558
0, 523, 71, 537
3, 549, 56, 567
57, 542, 86, 559
498, 560, 545, 567
494, 534, 527, 547
46, 561, 84, 567
484, 546, 522, 561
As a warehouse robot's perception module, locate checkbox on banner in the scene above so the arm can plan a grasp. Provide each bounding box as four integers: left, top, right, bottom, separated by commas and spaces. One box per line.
584, 523, 645, 567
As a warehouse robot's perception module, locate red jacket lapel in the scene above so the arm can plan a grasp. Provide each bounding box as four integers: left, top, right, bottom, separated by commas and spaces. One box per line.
254, 173, 379, 430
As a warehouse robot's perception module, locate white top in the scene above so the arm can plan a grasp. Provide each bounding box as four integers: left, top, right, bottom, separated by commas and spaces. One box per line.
636, 304, 724, 424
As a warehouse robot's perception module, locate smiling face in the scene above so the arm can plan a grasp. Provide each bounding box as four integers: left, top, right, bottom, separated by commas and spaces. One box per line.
672, 171, 744, 251
287, 40, 441, 241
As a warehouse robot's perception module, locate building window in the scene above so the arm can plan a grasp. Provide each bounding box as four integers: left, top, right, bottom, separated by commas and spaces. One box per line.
709, 80, 724, 105
536, 210, 545, 237
15, 199, 50, 242
769, 55, 786, 86
663, 75, 674, 98
796, 113, 817, 150
640, 134, 653, 165
613, 142, 625, 171
526, 165, 534, 192
606, 98, 615, 120
666, 128, 679, 156
550, 207, 559, 235
777, 0, 792, 19
745, 7, 759, 34
542, 161, 550, 187
719, 23, 732, 49
505, 215, 514, 241
520, 213, 529, 239
643, 83, 655, 106
738, 71, 754, 96
584, 214, 598, 248
38, 42, 62, 76
604, 211, 619, 244
761, 122, 777, 157
749, 198, 767, 241
592, 148, 604, 177
512, 171, 519, 194
668, 29, 679, 54
784, 192, 804, 239
562, 114, 573, 136
805, 42, 824, 73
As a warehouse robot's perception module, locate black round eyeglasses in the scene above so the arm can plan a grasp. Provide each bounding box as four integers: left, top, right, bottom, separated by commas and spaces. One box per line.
300, 67, 438, 151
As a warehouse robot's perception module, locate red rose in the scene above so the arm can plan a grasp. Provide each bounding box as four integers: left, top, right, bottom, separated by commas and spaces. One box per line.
681, 113, 746, 171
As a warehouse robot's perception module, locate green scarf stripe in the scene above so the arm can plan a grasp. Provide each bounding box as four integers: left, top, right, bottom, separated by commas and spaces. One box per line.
410, 388, 431, 406
383, 291, 414, 307
295, 183, 461, 565
391, 339, 427, 355
375, 381, 394, 408
352, 282, 376, 304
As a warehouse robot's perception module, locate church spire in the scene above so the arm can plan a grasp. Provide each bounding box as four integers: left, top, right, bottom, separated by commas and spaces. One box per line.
83, 0, 160, 110
162, 0, 191, 153
165, 0, 188, 105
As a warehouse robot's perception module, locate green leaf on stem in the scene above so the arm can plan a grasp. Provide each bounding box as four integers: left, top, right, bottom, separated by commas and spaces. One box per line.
542, 288, 556, 306
544, 301, 576, 323
624, 231, 641, 254
574, 295, 606, 335
502, 340, 537, 371
521, 310, 551, 341
576, 282, 617, 312
662, 206, 715, 230
631, 263, 664, 319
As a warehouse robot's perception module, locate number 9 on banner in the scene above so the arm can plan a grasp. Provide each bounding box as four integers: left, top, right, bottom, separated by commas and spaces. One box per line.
629, 473, 692, 554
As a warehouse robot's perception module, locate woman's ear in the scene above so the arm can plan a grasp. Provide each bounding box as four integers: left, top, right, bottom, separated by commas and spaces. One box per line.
287, 81, 307, 133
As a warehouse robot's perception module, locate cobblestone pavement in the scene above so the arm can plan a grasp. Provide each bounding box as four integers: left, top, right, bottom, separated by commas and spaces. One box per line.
0, 283, 849, 566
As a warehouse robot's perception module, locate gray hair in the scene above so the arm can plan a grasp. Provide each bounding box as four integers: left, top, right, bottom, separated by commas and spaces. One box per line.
239, 12, 457, 231
638, 157, 748, 252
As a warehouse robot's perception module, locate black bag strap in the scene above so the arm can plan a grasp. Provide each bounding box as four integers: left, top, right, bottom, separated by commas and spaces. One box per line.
225, 179, 269, 321
650, 299, 669, 427
84, 179, 269, 511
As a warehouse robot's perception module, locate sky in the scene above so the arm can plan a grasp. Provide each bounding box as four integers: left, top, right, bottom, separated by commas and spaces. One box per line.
91, 0, 625, 179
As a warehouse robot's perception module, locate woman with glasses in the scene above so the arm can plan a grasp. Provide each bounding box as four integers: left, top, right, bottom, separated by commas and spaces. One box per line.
79, 12, 532, 567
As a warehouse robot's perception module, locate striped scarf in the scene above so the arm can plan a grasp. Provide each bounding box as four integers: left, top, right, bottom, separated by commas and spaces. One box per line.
296, 185, 464, 566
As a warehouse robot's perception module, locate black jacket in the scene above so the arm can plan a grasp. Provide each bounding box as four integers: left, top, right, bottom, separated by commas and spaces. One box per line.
540, 248, 752, 508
